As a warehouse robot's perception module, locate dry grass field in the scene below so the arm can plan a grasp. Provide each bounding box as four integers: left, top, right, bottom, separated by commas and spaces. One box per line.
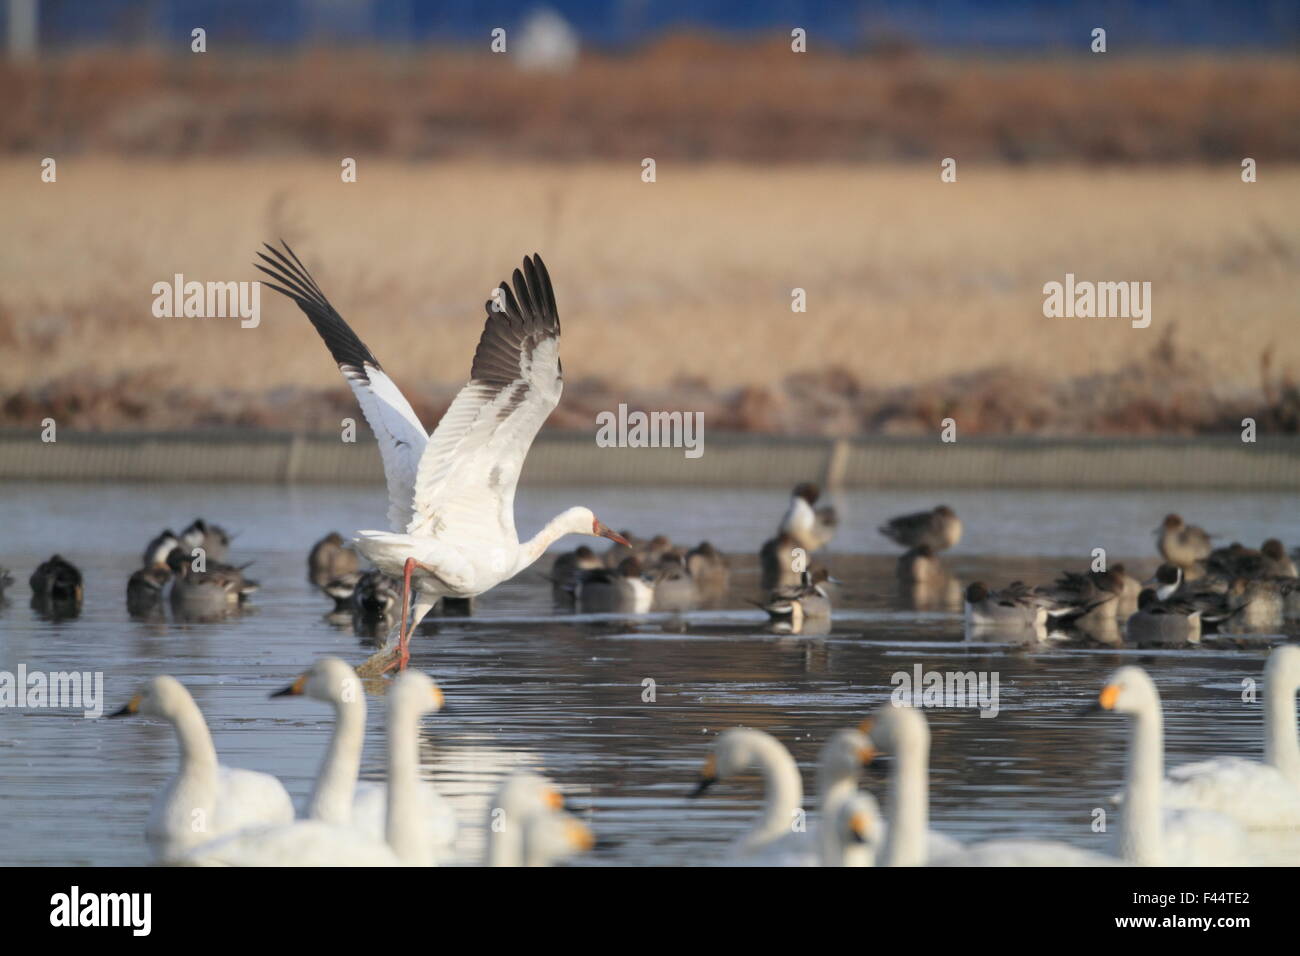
1, 159, 1297, 434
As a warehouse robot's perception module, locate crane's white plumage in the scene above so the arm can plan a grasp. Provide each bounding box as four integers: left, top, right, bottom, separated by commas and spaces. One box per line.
257, 242, 625, 669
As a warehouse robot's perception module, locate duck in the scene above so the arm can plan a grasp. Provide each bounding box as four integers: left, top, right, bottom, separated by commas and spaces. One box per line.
757, 569, 833, 632
142, 529, 179, 568
1156, 513, 1211, 574
1208, 539, 1296, 580
1108, 563, 1143, 617
759, 533, 806, 592
574, 558, 654, 614
1124, 589, 1203, 645
962, 581, 1048, 634
108, 675, 295, 863
270, 657, 457, 852
879, 505, 961, 553
1149, 646, 1300, 828
126, 564, 172, 617
549, 545, 604, 604
179, 670, 446, 866
180, 518, 232, 563
779, 483, 837, 552
30, 554, 84, 604
651, 552, 701, 612
1037, 569, 1126, 631
1092, 667, 1249, 864
895, 544, 945, 585
685, 542, 730, 603
308, 532, 360, 591
486, 773, 593, 867
166, 547, 257, 618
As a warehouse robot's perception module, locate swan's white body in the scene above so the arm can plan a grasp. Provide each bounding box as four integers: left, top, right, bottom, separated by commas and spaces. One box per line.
1158, 646, 1300, 829
273, 657, 457, 849
180, 670, 445, 866
110, 676, 294, 863
257, 244, 625, 665
1098, 666, 1248, 865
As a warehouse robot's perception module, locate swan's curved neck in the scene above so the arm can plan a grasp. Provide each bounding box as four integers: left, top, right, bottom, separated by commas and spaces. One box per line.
1264, 669, 1300, 784
882, 725, 929, 866
817, 768, 857, 865
306, 694, 366, 825
385, 699, 432, 866
745, 738, 804, 851
169, 696, 220, 774
1118, 698, 1165, 865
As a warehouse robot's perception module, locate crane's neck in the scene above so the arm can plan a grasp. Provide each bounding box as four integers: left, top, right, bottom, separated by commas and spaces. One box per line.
1264, 667, 1300, 784
512, 509, 586, 577
306, 693, 366, 825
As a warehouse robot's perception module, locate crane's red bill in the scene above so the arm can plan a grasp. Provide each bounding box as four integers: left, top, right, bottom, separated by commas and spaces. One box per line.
595, 521, 630, 547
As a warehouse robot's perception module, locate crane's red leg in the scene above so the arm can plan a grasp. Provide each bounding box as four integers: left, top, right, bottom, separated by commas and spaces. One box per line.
385, 557, 416, 674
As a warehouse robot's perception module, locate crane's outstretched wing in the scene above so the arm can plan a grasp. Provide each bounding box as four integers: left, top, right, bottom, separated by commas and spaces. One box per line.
407, 254, 562, 546
255, 241, 428, 532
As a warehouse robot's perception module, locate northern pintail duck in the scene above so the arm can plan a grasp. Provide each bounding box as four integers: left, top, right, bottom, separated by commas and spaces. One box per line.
127, 564, 172, 617
896, 544, 945, 584
1125, 588, 1202, 645
142, 529, 179, 568
963, 581, 1047, 631
1208, 539, 1297, 580
1156, 513, 1211, 572
1107, 563, 1143, 617
167, 549, 257, 618
758, 569, 833, 632
550, 545, 604, 604
30, 554, 84, 604
308, 532, 360, 591
879, 505, 961, 553
759, 533, 805, 592
779, 482, 838, 552
1038, 569, 1127, 631
685, 541, 731, 602
180, 518, 232, 563
575, 557, 654, 614
652, 552, 701, 612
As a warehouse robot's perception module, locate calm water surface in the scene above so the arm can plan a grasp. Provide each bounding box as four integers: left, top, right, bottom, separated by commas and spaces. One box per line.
1, 481, 1298, 866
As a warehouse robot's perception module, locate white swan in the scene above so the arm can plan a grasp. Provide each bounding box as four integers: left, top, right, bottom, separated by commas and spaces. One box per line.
271, 657, 457, 849
1094, 666, 1251, 864
816, 729, 881, 867
689, 728, 815, 864
864, 704, 1112, 867
1155, 645, 1300, 828
486, 773, 594, 867
109, 675, 295, 863
179, 670, 445, 866
856, 707, 966, 865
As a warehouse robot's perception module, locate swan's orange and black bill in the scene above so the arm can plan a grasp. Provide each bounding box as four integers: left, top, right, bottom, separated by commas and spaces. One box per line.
109, 694, 142, 718
271, 674, 308, 698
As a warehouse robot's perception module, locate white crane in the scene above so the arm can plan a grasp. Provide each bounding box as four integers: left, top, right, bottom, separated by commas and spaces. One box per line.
257, 242, 628, 670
